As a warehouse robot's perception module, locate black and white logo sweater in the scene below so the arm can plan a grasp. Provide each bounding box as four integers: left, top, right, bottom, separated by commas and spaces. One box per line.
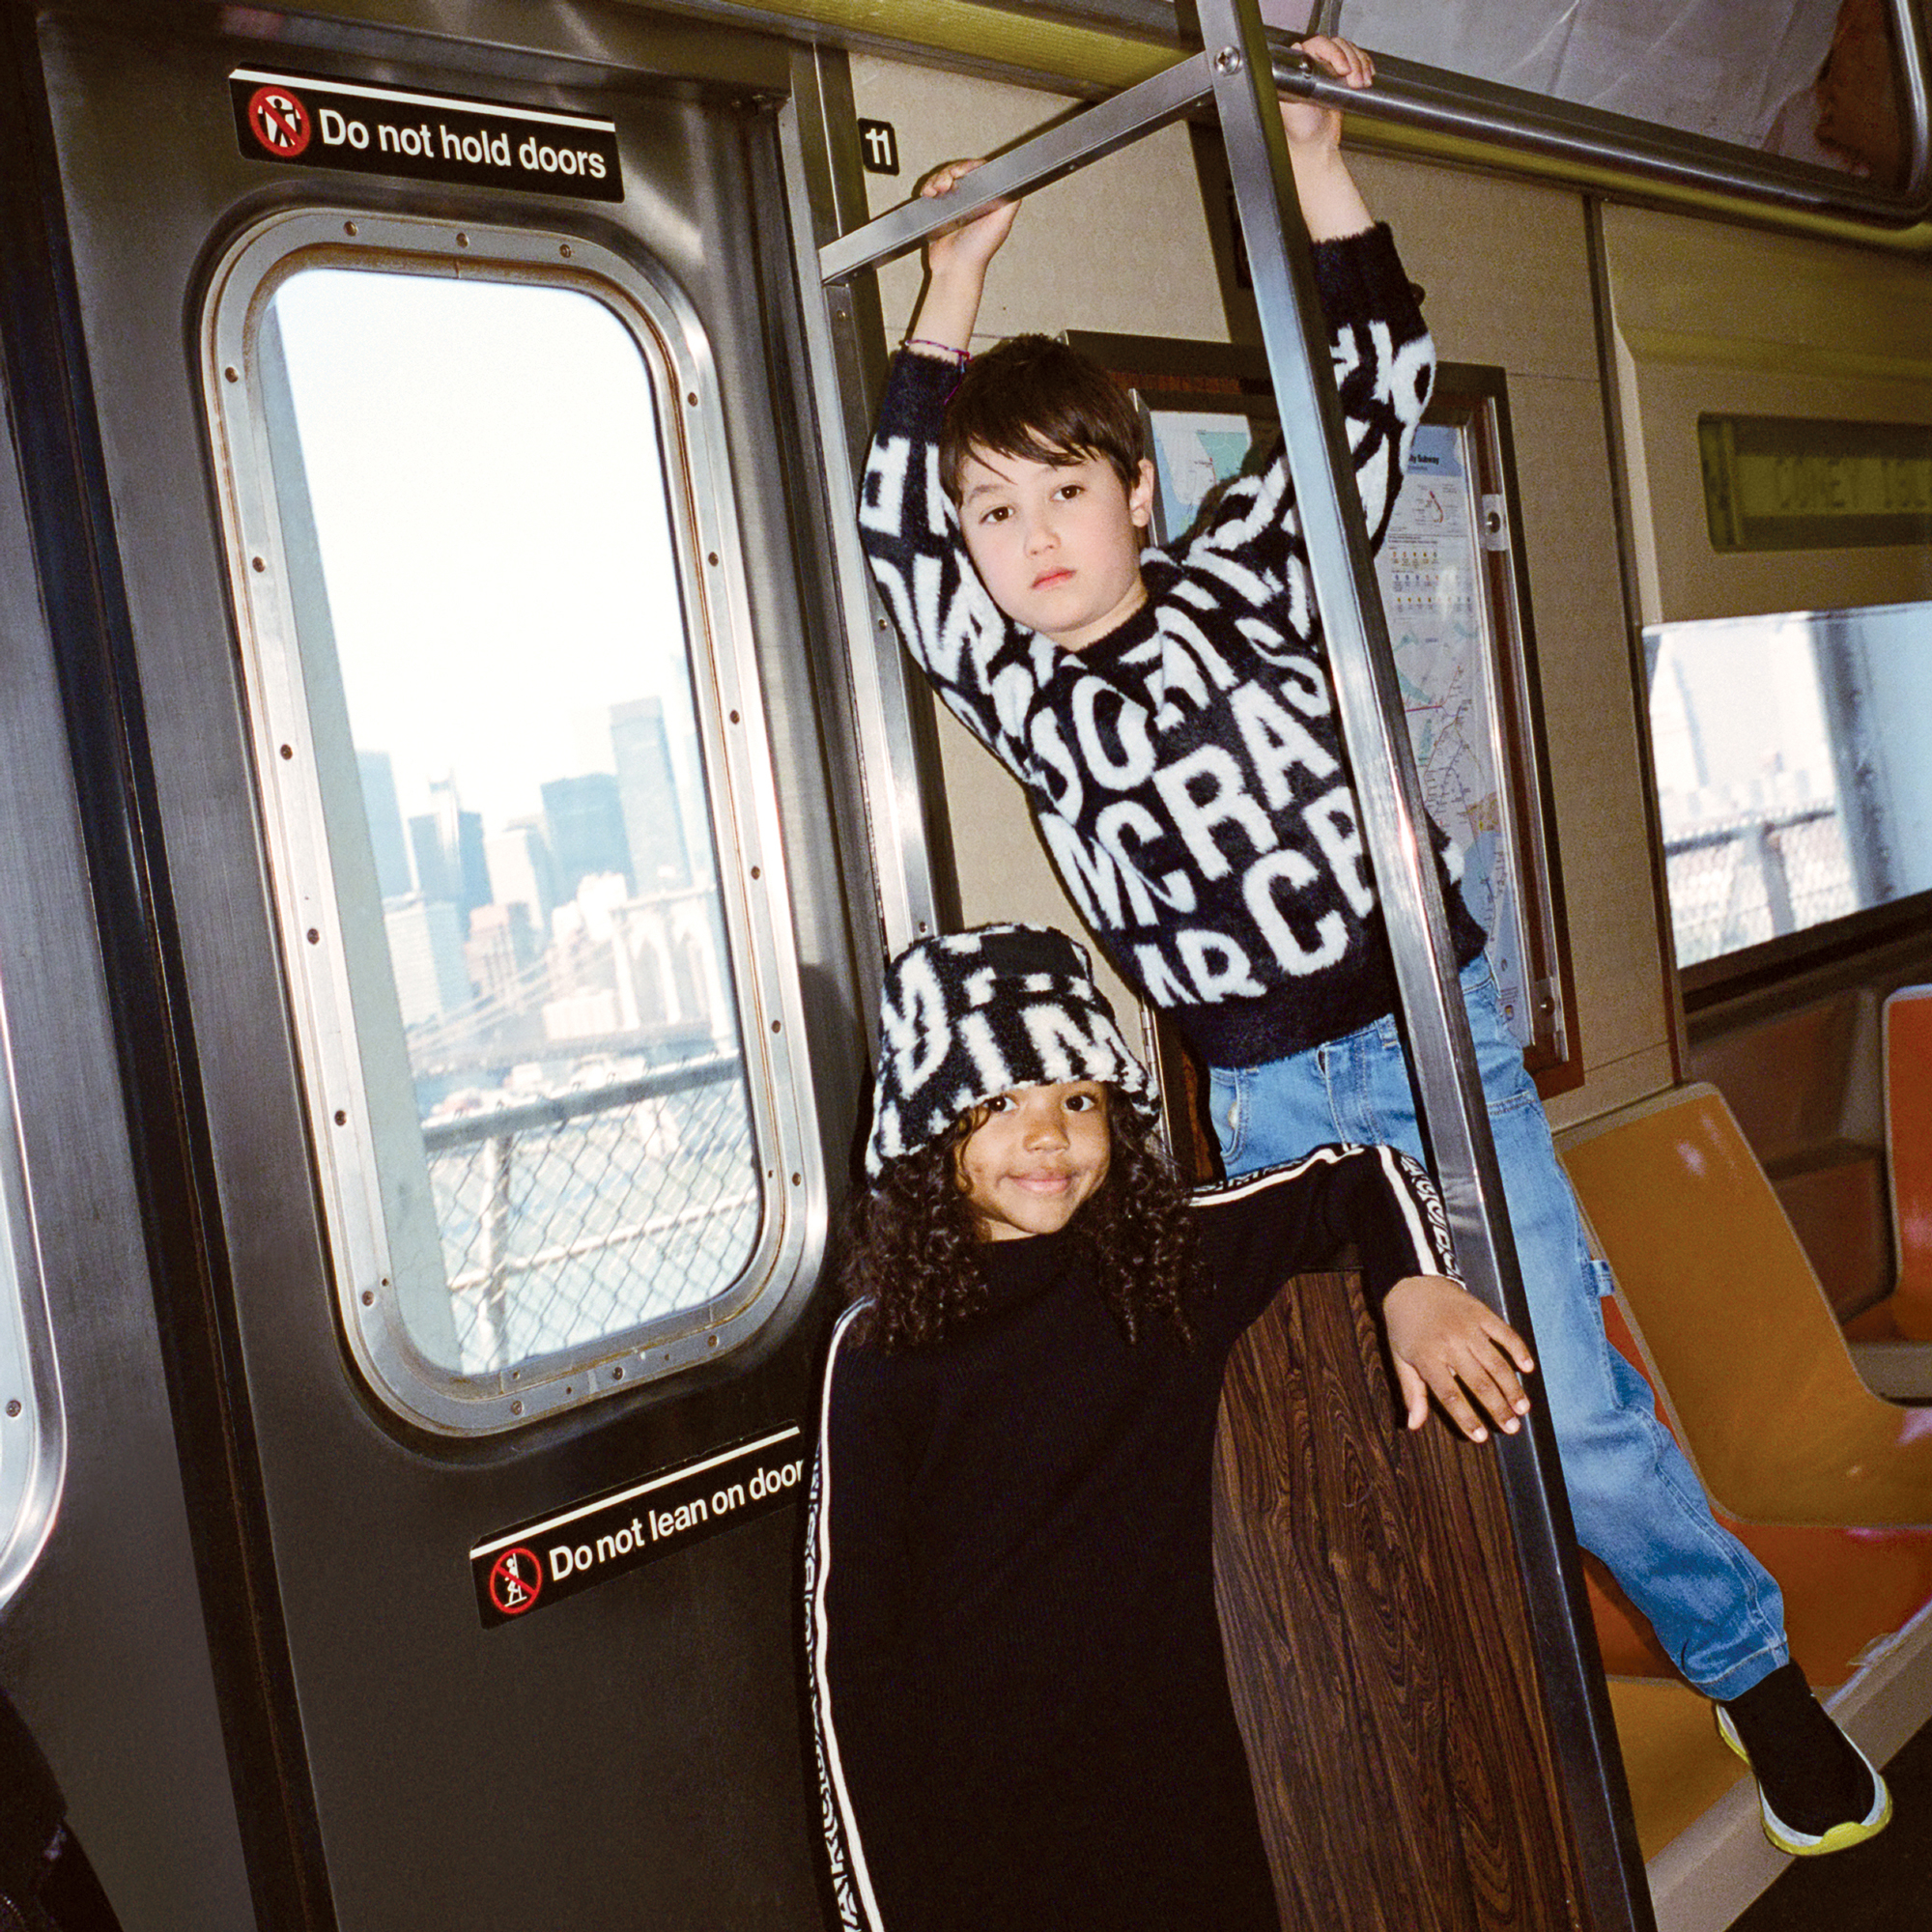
860, 225, 1488, 1068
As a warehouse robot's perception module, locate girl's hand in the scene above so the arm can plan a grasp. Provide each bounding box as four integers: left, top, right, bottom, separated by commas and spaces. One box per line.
1383, 1275, 1535, 1443
1279, 35, 1375, 155
921, 157, 1020, 280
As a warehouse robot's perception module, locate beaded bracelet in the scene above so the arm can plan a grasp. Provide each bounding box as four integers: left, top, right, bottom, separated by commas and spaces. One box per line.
904, 336, 970, 365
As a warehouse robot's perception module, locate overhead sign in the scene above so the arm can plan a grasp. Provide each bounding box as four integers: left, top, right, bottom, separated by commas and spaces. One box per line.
1699, 413, 1932, 553
469, 1424, 805, 1628
229, 69, 623, 202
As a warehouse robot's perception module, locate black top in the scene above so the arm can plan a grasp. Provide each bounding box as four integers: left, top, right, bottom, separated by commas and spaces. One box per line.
858, 224, 1488, 1068
807, 1146, 1456, 1931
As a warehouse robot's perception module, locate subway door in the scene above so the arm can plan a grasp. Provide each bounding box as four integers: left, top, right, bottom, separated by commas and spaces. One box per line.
22, 6, 870, 1928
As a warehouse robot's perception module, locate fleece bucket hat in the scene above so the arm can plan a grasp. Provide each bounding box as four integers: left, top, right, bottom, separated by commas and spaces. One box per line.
865, 923, 1158, 1178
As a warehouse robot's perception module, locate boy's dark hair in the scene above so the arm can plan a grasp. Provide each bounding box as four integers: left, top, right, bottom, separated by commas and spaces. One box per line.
938, 335, 1147, 505
839, 1090, 1202, 1351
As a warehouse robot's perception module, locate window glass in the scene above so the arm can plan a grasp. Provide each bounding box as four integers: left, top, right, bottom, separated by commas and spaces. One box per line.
266, 268, 761, 1378
1647, 599, 1932, 969
1324, 0, 1912, 187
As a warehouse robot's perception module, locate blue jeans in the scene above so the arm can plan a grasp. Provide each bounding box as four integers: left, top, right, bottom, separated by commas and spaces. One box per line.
1209, 958, 1788, 1701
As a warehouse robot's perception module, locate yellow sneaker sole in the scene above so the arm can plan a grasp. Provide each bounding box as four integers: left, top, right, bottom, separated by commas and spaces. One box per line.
1715, 1704, 1893, 1857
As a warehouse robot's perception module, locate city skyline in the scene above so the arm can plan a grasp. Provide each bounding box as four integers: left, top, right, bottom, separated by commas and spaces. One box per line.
272, 263, 706, 838
358, 700, 707, 930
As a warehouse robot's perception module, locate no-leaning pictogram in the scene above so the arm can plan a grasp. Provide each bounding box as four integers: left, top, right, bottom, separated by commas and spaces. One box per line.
488, 1547, 544, 1617
246, 84, 312, 156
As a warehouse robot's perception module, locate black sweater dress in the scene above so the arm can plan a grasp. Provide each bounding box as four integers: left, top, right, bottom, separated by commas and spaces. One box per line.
807, 1144, 1456, 1931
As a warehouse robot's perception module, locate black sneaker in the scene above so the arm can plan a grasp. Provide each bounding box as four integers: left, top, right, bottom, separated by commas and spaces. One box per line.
1716, 1662, 1891, 1856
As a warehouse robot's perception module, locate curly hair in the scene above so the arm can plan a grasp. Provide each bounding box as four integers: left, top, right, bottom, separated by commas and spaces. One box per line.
838, 1094, 1203, 1352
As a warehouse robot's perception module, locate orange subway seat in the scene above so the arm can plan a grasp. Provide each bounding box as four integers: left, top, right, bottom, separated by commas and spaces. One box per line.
1559, 1082, 1932, 1528
1586, 1299, 1932, 1690
1859, 986, 1932, 1341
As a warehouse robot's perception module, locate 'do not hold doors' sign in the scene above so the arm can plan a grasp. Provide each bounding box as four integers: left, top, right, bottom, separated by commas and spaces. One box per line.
230, 68, 624, 201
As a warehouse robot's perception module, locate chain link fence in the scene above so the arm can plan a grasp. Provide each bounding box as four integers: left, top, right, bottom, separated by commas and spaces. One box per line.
1662, 803, 1860, 967
421, 1053, 759, 1374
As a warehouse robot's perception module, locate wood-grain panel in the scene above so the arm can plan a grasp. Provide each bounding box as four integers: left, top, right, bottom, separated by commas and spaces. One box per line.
1214, 1269, 1585, 1931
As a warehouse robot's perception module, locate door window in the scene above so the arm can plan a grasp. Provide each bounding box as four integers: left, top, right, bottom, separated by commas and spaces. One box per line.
204, 214, 817, 1432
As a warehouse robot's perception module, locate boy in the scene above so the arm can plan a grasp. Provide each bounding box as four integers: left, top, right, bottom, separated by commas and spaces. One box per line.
811, 922, 1525, 1931
856, 35, 1889, 1855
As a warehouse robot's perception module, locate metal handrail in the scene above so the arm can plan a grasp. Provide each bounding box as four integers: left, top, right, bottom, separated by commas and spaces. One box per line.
1272, 32, 1932, 228
420, 1052, 744, 1153
809, 5, 1932, 248
817, 48, 1212, 280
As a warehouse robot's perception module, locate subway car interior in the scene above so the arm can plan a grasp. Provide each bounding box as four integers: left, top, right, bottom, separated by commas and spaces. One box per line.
0, 0, 1929, 1927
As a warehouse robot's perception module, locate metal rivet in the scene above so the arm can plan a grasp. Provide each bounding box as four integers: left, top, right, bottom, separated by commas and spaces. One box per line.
344, 220, 358, 238
565, 1384, 573, 1395
1212, 45, 1243, 74
707, 551, 719, 566
728, 709, 741, 724
251, 555, 267, 573
559, 242, 573, 259
5, 1401, 19, 1419
224, 366, 240, 384
511, 1399, 525, 1415
333, 1109, 348, 1125
360, 1290, 374, 1306
706, 1334, 719, 1349
749, 866, 760, 880
306, 927, 320, 944
687, 391, 698, 406
611, 1365, 624, 1380
456, 232, 469, 247
770, 1019, 781, 1033
791, 1172, 802, 1186
279, 744, 294, 760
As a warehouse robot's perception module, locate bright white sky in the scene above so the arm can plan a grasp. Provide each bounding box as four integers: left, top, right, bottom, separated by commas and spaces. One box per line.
271, 268, 703, 838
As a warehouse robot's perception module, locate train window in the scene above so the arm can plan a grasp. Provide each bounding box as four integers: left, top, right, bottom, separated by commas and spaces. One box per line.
202, 213, 818, 1435
0, 997, 62, 1608
1328, 0, 1917, 188
1648, 598, 1932, 977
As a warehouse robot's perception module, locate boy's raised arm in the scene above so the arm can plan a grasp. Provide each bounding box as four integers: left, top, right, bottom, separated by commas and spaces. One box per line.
902, 157, 1017, 358
1280, 35, 1378, 241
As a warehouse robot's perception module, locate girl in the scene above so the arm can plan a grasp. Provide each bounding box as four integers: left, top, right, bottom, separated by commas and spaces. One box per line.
807, 923, 1533, 1932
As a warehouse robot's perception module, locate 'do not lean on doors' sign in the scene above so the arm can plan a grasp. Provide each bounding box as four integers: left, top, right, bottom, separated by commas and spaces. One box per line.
469, 1426, 807, 1628
230, 69, 624, 201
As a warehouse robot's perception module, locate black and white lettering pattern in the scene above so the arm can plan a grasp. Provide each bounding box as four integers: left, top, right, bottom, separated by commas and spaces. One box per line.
865, 923, 1158, 1179
861, 227, 1489, 1070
